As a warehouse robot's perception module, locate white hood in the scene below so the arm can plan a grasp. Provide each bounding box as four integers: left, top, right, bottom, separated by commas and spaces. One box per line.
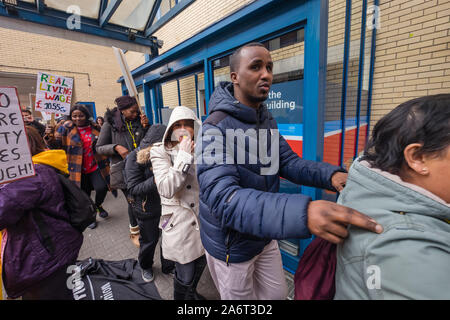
162, 106, 202, 148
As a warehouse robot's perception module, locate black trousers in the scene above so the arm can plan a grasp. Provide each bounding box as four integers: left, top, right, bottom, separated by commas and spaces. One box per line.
175, 255, 207, 285
80, 168, 108, 207
22, 263, 75, 300
121, 189, 138, 228
136, 216, 174, 273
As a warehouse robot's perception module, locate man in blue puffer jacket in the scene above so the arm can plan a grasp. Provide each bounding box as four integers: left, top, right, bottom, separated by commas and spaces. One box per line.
196, 43, 383, 300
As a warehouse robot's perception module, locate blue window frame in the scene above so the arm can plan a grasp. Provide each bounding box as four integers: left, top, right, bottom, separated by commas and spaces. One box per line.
77, 101, 97, 120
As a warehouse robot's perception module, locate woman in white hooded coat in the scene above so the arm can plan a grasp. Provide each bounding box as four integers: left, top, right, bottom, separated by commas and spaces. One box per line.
150, 106, 206, 300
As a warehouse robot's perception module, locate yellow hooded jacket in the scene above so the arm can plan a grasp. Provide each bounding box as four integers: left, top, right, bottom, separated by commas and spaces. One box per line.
31, 149, 69, 175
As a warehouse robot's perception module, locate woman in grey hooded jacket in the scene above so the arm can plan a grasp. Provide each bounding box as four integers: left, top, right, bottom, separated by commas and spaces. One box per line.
334, 94, 450, 300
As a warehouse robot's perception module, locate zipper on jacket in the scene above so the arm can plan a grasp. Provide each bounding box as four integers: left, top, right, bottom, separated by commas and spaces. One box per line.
225, 230, 231, 266
257, 107, 269, 191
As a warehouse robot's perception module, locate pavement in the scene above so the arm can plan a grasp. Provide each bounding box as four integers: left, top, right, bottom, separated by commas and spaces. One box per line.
77, 191, 221, 300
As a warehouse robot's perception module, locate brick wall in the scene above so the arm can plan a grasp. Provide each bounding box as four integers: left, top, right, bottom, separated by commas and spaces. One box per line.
371, 0, 450, 126
125, 51, 148, 71
0, 26, 123, 118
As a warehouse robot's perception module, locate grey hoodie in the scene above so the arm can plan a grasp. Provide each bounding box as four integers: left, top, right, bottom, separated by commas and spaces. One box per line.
334, 159, 450, 300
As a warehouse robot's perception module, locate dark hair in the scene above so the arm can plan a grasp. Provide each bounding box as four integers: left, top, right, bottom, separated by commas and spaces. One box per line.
230, 42, 267, 73
22, 109, 32, 115
96, 116, 104, 123
362, 94, 450, 174
26, 126, 46, 156
115, 95, 138, 111
70, 104, 92, 122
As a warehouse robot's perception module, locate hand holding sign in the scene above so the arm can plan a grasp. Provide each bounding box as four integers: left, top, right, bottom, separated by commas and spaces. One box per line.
140, 113, 149, 128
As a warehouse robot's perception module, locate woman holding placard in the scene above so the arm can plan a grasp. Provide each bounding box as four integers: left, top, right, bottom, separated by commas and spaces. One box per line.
45, 104, 111, 229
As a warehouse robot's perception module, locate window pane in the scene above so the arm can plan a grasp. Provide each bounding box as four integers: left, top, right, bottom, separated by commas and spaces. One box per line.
179, 75, 198, 117
267, 30, 304, 171
109, 0, 156, 31
45, 0, 101, 19
160, 80, 178, 125
161, 79, 179, 107
212, 56, 230, 88
196, 72, 207, 120
153, 0, 171, 25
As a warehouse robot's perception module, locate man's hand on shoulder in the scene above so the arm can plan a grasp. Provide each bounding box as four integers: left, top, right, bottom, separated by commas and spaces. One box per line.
331, 171, 348, 192
307, 200, 383, 244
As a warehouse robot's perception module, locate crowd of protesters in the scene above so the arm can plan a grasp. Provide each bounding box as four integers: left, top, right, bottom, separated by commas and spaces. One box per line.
0, 43, 448, 301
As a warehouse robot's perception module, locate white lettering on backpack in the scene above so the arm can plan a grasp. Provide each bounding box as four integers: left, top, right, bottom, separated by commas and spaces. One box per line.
67, 265, 86, 300
101, 282, 114, 300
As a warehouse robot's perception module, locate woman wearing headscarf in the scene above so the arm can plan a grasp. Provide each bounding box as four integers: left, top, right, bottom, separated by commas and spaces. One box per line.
96, 95, 149, 245
150, 106, 206, 300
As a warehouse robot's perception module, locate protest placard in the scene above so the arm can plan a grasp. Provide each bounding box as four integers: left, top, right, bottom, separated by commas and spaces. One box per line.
113, 47, 143, 111
0, 87, 35, 184
35, 72, 73, 116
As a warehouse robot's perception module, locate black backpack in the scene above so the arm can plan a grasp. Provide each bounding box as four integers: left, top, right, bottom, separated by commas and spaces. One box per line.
34, 172, 96, 254
57, 173, 97, 233
70, 258, 162, 300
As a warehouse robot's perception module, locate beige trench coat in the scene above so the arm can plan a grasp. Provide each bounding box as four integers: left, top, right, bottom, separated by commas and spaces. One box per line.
149, 106, 204, 264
